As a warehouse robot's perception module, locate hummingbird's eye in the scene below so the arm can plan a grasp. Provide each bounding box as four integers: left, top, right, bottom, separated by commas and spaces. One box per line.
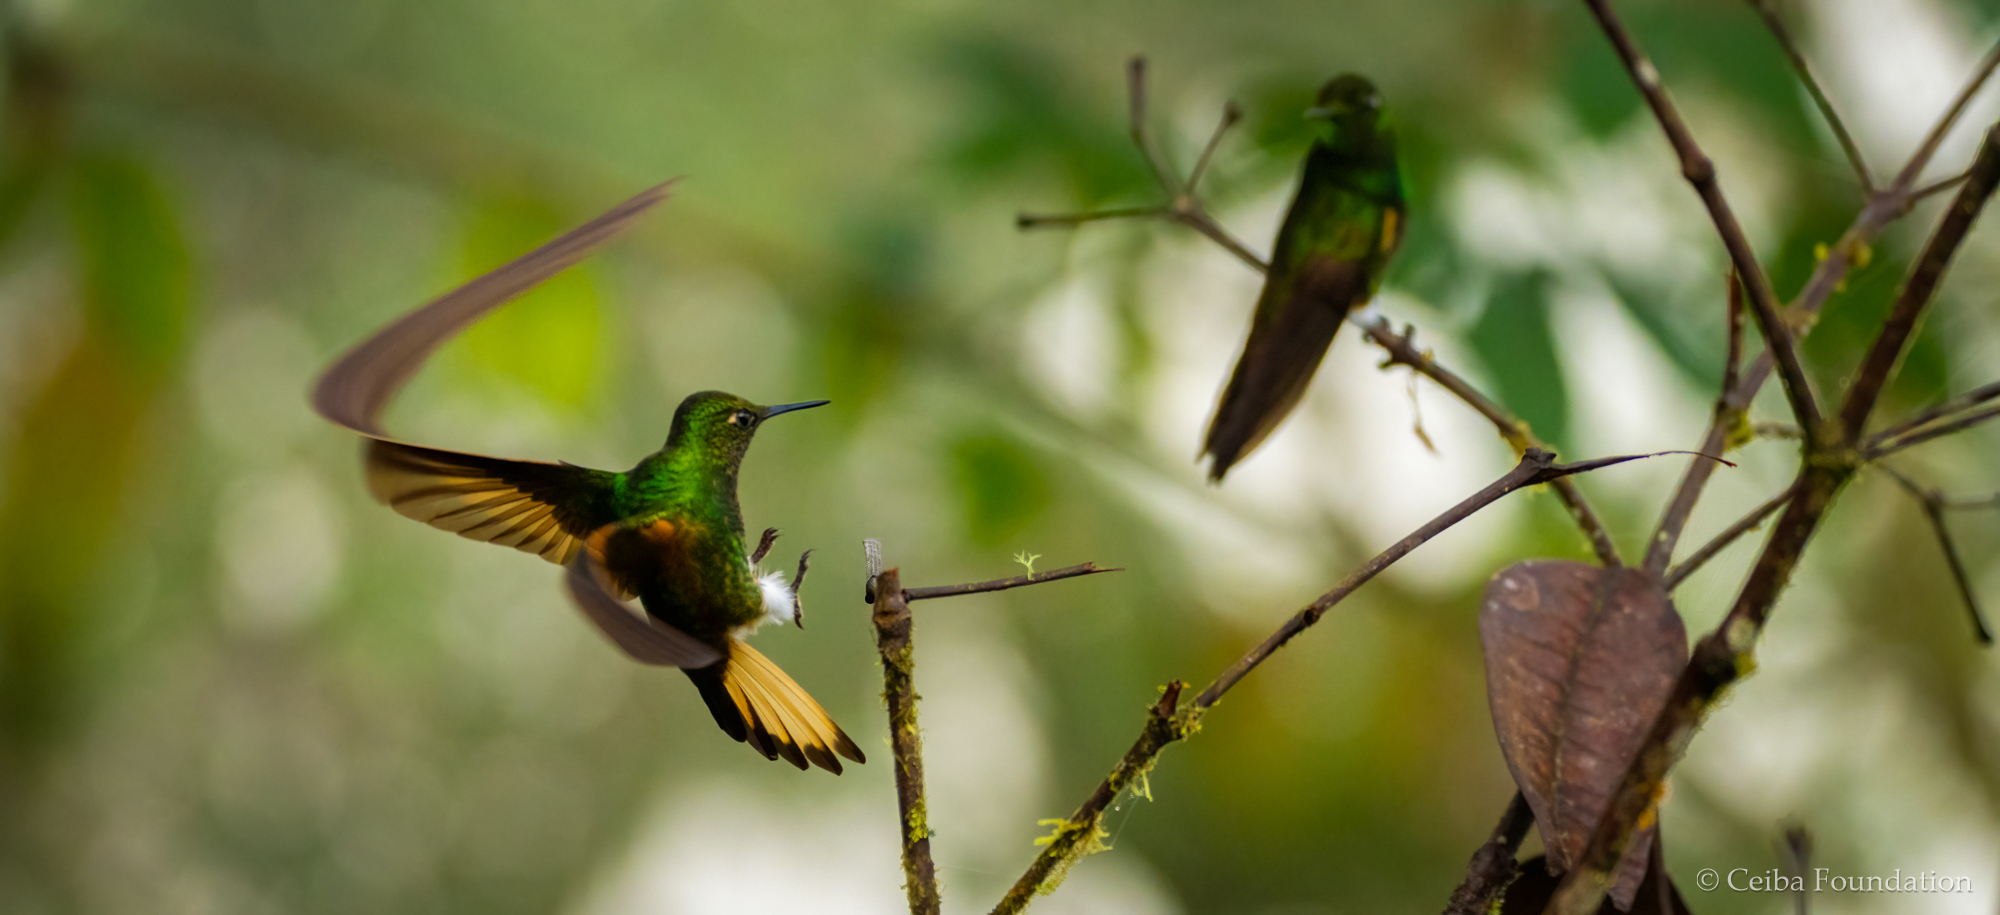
731, 410, 757, 427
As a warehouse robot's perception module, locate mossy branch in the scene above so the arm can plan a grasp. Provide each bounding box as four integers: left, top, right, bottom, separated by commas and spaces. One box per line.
872, 567, 941, 915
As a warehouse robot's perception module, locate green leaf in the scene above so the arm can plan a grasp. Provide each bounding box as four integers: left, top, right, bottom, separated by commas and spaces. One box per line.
67, 153, 192, 376
950, 431, 1050, 547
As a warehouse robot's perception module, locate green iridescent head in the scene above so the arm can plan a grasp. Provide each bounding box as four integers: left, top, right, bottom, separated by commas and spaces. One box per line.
1305, 74, 1391, 154
665, 390, 828, 468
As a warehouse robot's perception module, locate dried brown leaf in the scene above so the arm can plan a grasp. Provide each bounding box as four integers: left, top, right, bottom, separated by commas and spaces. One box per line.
1480, 561, 1687, 910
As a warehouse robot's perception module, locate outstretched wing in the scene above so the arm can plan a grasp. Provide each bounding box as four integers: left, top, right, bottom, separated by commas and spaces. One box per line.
367, 439, 619, 565
313, 182, 677, 438
310, 182, 677, 561
1202, 257, 1366, 480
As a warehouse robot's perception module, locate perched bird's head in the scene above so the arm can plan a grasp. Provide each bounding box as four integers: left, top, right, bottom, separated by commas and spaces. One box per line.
1305, 74, 1391, 153
666, 391, 828, 468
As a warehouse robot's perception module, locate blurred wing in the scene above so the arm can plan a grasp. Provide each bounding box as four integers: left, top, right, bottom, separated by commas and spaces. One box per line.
367, 438, 619, 565
313, 181, 676, 437
1202, 257, 1366, 480
312, 184, 674, 562
563, 541, 723, 668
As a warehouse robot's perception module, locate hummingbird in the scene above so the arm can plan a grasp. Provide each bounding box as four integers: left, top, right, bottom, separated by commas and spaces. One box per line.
1201, 74, 1405, 480
313, 182, 864, 773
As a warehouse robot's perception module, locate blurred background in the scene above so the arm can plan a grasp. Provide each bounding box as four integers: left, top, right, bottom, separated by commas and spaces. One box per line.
1, 0, 1997, 912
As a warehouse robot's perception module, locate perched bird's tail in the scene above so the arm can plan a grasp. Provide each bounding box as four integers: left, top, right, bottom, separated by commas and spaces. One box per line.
685, 640, 865, 774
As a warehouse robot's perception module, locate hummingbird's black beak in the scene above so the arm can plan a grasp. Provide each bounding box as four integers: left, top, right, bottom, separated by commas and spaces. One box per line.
762, 400, 830, 419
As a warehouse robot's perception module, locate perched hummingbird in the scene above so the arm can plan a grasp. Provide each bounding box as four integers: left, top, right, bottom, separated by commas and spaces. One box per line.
1202, 74, 1405, 480
313, 182, 864, 773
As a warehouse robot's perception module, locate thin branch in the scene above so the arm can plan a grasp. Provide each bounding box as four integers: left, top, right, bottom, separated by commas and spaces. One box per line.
1582, 0, 1825, 443
995, 448, 1712, 914
1869, 402, 2000, 456
1186, 101, 1242, 193
1745, 0, 1873, 192
1841, 124, 2000, 437
1646, 272, 1746, 574
872, 568, 942, 915
1362, 317, 1625, 567
1912, 170, 1971, 204
1891, 37, 2000, 191
1442, 792, 1536, 915
902, 563, 1121, 601
1200, 449, 1713, 706
1882, 468, 1996, 645
1663, 484, 1798, 590
1016, 206, 1167, 229
1866, 380, 2000, 450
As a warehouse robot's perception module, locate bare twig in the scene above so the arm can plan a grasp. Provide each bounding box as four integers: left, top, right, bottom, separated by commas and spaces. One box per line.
1645, 273, 1746, 574
1842, 125, 2000, 437
1911, 171, 1971, 204
1893, 38, 2000, 191
1200, 449, 1714, 706
1187, 102, 1243, 193
996, 448, 1711, 913
903, 563, 1120, 601
1442, 792, 1536, 915
1016, 206, 1166, 229
1362, 317, 1625, 567
1869, 402, 2000, 456
872, 568, 941, 915
1663, 484, 1798, 590
1745, 0, 1873, 192
1581, 0, 1825, 443
1883, 468, 1996, 645
1866, 380, 2000, 451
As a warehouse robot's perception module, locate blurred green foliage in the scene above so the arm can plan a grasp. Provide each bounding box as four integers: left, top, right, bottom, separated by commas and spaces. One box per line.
0, 0, 1997, 913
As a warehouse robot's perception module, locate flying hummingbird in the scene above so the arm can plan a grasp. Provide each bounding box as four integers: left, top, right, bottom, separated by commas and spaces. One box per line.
313, 182, 864, 773
1202, 74, 1405, 480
